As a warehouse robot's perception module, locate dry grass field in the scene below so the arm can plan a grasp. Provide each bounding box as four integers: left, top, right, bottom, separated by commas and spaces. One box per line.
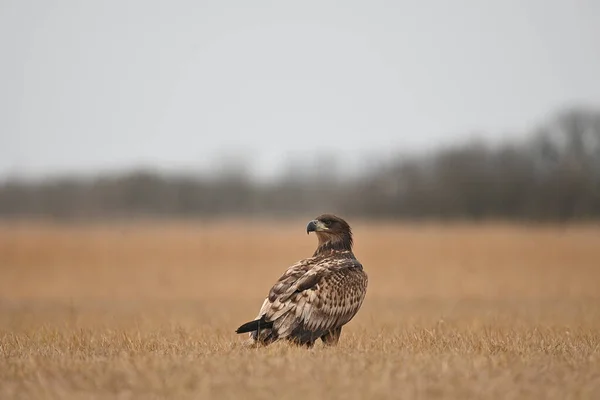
1, 219, 600, 399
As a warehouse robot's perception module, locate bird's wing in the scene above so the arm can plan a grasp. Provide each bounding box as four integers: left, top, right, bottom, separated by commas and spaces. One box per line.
259, 255, 368, 339
253, 258, 314, 322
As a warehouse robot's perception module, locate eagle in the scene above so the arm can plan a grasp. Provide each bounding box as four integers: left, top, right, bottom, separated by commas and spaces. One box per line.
235, 214, 368, 347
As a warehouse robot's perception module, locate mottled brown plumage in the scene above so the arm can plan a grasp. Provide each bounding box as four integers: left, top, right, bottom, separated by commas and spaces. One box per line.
235, 214, 368, 347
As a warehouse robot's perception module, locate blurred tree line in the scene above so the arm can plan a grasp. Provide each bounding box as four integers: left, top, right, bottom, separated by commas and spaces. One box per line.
1, 107, 599, 221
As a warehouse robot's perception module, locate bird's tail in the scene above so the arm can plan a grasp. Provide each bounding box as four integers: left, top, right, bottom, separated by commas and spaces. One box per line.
235, 315, 273, 334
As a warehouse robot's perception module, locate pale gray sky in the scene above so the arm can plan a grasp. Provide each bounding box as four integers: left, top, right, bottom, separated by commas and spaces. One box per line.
1, 0, 599, 181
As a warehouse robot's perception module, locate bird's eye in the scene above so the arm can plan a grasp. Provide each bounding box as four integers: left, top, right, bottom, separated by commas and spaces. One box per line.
323, 219, 332, 226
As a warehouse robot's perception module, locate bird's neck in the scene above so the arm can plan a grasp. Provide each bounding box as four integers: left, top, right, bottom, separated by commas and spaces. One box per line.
313, 234, 353, 256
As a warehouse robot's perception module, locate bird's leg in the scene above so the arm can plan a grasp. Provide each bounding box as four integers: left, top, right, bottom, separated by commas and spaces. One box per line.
320, 326, 342, 346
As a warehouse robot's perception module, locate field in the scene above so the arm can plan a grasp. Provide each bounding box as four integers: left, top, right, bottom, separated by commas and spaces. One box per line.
1, 219, 600, 399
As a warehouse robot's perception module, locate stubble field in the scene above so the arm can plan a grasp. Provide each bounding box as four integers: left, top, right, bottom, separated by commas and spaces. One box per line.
1, 219, 599, 399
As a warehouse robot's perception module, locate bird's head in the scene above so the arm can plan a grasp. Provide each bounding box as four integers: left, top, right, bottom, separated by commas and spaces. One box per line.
306, 214, 353, 254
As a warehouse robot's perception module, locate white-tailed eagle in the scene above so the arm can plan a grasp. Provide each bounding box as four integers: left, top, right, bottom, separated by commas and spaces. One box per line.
235, 214, 368, 347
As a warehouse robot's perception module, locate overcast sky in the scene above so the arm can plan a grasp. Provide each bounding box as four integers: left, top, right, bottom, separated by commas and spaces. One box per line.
1, 0, 599, 181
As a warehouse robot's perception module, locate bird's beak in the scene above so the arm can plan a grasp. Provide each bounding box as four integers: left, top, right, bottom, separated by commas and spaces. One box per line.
306, 220, 325, 234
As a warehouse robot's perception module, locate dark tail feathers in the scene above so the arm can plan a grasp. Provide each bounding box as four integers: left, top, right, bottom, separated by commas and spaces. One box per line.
235, 315, 273, 334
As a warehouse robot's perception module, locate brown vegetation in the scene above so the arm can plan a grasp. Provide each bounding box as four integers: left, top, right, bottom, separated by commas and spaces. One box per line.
2, 108, 600, 222
1, 220, 600, 399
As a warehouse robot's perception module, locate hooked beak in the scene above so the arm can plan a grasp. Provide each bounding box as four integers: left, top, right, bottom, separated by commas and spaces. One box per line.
306, 220, 325, 234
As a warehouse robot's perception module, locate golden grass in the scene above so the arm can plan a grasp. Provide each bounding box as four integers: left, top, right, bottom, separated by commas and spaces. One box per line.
1, 219, 599, 399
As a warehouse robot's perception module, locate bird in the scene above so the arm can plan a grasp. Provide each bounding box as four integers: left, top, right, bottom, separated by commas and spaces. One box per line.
235, 214, 368, 348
